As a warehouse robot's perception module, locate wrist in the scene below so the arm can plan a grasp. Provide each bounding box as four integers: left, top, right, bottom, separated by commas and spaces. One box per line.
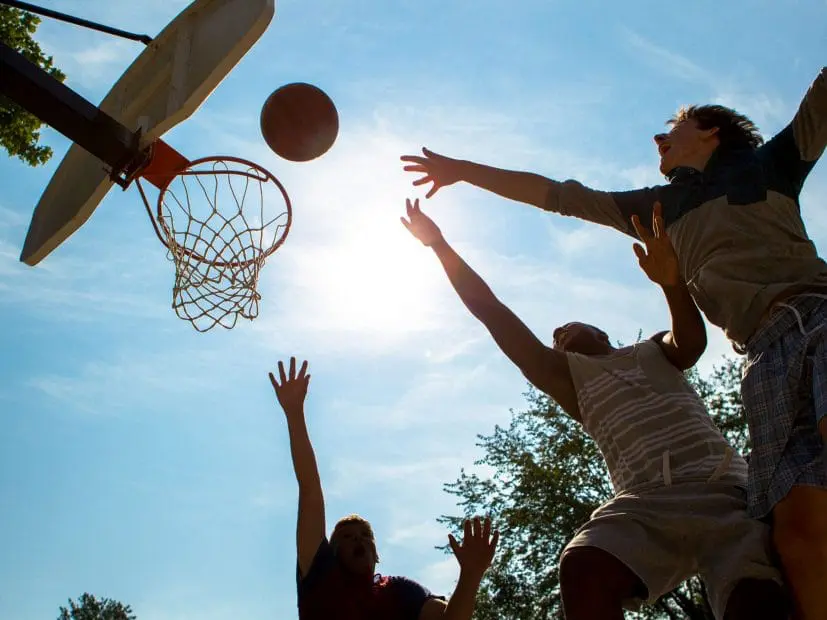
284, 406, 307, 426
457, 566, 486, 586
659, 279, 684, 292
454, 158, 473, 181
429, 235, 448, 250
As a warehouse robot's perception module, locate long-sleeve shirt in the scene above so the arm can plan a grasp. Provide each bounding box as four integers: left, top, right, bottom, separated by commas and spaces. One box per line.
543, 67, 827, 346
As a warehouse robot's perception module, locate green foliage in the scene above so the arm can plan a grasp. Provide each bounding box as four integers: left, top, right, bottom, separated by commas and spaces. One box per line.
57, 593, 136, 620
441, 356, 748, 619
0, 5, 66, 166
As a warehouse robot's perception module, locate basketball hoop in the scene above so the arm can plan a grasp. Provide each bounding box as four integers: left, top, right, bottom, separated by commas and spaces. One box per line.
133, 140, 292, 332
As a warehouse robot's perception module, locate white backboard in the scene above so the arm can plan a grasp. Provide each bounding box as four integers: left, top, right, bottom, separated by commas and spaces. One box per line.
20, 0, 275, 266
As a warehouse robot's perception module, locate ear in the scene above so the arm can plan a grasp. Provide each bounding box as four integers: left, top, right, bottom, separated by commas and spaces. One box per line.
700, 126, 719, 142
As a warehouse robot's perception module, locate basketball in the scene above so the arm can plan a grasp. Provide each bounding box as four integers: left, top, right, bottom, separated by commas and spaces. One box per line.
260, 83, 339, 162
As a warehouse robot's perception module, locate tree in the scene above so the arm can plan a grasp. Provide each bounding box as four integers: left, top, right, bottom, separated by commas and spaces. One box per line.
441, 356, 748, 619
0, 5, 66, 166
57, 593, 136, 620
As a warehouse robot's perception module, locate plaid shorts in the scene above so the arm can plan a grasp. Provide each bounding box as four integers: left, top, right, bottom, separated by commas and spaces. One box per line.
741, 295, 827, 519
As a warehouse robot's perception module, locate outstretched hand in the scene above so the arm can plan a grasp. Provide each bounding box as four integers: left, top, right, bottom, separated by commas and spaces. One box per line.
631, 202, 681, 288
400, 198, 444, 246
449, 517, 499, 581
400, 147, 463, 198
269, 357, 311, 416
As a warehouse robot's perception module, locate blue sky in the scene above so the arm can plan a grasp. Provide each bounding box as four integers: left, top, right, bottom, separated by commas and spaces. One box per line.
1, 1, 826, 618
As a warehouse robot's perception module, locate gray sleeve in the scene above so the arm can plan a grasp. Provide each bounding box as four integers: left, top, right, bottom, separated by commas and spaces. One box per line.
542, 179, 661, 239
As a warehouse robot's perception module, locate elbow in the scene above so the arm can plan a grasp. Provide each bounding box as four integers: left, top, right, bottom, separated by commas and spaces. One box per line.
534, 177, 555, 209
679, 332, 707, 371
466, 294, 505, 321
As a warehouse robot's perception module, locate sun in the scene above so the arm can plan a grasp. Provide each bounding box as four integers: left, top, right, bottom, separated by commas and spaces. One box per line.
311, 212, 443, 336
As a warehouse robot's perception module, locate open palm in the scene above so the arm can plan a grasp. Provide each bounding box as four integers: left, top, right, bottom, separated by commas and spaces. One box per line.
400, 198, 443, 246
269, 357, 310, 416
400, 148, 463, 198
449, 517, 499, 581
631, 202, 681, 287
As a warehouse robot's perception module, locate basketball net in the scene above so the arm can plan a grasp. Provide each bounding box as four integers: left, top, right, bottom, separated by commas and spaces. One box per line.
134, 141, 291, 332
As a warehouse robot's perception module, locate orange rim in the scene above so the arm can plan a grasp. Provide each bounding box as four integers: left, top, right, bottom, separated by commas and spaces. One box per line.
134, 146, 292, 269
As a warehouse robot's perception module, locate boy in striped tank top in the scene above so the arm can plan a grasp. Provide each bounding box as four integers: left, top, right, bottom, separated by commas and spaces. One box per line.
403, 199, 788, 620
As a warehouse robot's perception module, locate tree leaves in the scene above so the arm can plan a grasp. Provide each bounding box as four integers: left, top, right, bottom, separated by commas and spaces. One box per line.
57, 593, 136, 620
0, 6, 67, 166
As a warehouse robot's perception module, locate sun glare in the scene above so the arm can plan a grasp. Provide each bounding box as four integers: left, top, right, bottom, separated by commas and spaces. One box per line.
312, 214, 442, 335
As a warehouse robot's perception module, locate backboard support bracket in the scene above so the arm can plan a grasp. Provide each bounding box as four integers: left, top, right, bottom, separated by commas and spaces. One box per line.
0, 41, 147, 187
0, 0, 154, 45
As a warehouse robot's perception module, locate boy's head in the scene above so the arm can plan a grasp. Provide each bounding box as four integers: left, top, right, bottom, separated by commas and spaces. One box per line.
552, 322, 612, 355
331, 514, 379, 576
654, 104, 763, 175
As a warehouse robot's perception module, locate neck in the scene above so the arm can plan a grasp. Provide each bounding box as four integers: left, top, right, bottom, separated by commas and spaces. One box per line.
341, 567, 374, 588
573, 344, 614, 356
669, 145, 719, 177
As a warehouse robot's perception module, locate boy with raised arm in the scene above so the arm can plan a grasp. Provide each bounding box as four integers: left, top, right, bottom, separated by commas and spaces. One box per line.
271, 357, 499, 620
402, 68, 827, 619
402, 198, 788, 620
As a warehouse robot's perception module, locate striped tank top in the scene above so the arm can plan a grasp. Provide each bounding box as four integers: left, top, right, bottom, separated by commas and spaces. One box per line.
566, 339, 748, 495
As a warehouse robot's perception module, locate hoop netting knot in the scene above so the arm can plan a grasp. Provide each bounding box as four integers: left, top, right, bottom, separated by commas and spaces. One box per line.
139, 157, 291, 332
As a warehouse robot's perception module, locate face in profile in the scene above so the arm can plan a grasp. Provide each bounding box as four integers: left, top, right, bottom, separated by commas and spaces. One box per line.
654, 118, 719, 175
332, 521, 378, 576
552, 322, 612, 355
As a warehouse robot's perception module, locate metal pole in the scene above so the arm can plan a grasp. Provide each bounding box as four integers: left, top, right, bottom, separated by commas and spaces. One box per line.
0, 41, 143, 184
0, 0, 153, 45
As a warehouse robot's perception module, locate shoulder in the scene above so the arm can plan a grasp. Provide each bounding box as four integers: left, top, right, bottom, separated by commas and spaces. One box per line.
646, 331, 668, 348
385, 575, 441, 599
642, 334, 673, 362
384, 576, 445, 620
565, 345, 637, 383
297, 537, 334, 593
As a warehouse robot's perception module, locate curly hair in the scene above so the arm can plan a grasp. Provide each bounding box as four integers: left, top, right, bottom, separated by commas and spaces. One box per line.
669, 104, 764, 150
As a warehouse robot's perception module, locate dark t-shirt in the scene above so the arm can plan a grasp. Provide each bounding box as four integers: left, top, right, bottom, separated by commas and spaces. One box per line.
296, 537, 442, 620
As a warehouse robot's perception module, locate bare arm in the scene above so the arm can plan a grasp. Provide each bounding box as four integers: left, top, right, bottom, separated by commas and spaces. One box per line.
631, 205, 706, 370
270, 358, 326, 578
452, 160, 554, 208
656, 281, 707, 370
417, 574, 481, 620
418, 518, 499, 620
401, 148, 660, 237
401, 199, 579, 418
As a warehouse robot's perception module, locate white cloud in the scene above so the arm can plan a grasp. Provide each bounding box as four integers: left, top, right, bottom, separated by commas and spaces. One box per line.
618, 163, 664, 190
326, 455, 469, 499
621, 29, 715, 86
412, 557, 460, 595
26, 349, 229, 416
387, 518, 447, 548
713, 91, 790, 134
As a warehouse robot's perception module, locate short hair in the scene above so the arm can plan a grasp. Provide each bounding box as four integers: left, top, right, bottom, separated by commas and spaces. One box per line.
668, 104, 764, 150
331, 514, 380, 562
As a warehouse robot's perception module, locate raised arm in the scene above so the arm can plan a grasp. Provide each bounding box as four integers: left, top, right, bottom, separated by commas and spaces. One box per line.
418, 517, 499, 620
400, 148, 660, 238
401, 199, 579, 418
631, 203, 706, 370
760, 67, 827, 196
269, 357, 325, 578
